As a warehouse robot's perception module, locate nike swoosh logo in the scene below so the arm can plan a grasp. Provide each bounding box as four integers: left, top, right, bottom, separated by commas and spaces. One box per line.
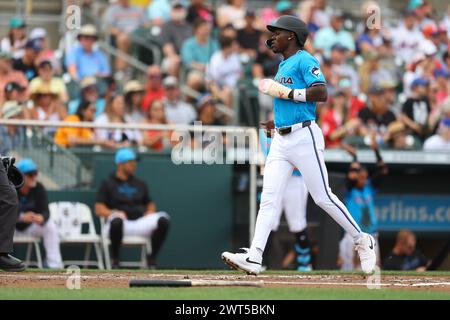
369, 237, 374, 250
245, 257, 261, 265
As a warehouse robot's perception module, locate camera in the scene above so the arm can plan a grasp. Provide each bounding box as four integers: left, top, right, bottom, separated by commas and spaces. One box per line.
1, 156, 15, 173
1, 156, 24, 189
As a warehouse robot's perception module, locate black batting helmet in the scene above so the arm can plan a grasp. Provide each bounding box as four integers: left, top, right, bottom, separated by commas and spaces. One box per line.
265, 15, 309, 48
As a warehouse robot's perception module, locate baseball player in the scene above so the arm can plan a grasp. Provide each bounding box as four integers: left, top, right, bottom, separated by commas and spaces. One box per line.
222, 16, 376, 275
260, 120, 312, 271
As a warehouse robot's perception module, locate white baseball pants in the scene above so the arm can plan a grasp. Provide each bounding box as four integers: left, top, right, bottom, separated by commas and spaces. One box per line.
271, 175, 308, 233
103, 212, 170, 238
249, 121, 361, 261
15, 220, 63, 269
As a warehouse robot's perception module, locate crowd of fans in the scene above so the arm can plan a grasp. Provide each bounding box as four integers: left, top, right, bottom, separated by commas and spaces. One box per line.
1, 0, 450, 154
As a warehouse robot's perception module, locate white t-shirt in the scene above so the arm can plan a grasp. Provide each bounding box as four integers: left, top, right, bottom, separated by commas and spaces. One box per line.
207, 51, 242, 88
94, 113, 142, 144
164, 100, 197, 125
423, 134, 450, 151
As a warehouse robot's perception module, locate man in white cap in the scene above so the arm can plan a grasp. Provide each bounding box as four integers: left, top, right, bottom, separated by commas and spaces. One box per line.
65, 24, 111, 82
0, 101, 28, 155
162, 76, 196, 125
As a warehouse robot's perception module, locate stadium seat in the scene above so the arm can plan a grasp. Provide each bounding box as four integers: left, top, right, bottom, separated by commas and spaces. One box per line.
49, 202, 105, 269
13, 235, 43, 269
100, 217, 152, 270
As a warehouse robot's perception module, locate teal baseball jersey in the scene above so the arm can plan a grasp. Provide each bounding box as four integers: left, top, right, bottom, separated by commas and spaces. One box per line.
273, 50, 326, 128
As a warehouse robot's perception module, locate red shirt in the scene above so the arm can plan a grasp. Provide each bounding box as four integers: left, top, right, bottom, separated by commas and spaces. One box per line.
349, 96, 365, 119
321, 108, 344, 148
141, 87, 165, 112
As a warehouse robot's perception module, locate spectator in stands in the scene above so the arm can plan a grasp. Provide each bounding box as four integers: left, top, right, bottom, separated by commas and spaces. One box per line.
162, 76, 197, 125
68, 77, 106, 118
0, 53, 28, 108
95, 94, 142, 148
0, 17, 27, 59
146, 0, 171, 25
2, 81, 28, 112
124, 80, 145, 123
15, 159, 63, 269
236, 10, 261, 60
30, 60, 68, 105
320, 90, 361, 148
384, 230, 428, 271
391, 10, 424, 64
54, 101, 115, 149
358, 86, 396, 146
207, 35, 242, 108
298, 0, 332, 33
160, 2, 193, 77
30, 82, 67, 136
65, 25, 111, 82
275, 1, 295, 16
186, 0, 214, 25
144, 100, 171, 151
196, 94, 223, 126
181, 18, 219, 92
95, 148, 170, 269
401, 78, 432, 141
217, 0, 247, 30
384, 121, 421, 150
356, 25, 384, 55
29, 28, 61, 75
359, 50, 392, 94
433, 68, 450, 106
313, 10, 355, 58
338, 140, 387, 270
142, 65, 165, 113
329, 43, 359, 94
104, 0, 148, 75
423, 117, 450, 151
12, 39, 42, 81
0, 101, 28, 155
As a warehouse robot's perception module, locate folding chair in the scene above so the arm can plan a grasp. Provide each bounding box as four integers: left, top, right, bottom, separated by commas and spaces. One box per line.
50, 202, 104, 269
13, 234, 43, 269
100, 217, 151, 270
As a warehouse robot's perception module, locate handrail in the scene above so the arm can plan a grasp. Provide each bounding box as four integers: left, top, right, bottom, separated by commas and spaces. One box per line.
97, 40, 149, 74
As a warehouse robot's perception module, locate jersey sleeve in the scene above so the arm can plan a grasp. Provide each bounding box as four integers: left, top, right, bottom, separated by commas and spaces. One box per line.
300, 55, 326, 87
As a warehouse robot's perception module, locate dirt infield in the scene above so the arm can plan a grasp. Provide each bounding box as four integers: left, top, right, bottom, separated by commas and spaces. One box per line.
1, 271, 450, 292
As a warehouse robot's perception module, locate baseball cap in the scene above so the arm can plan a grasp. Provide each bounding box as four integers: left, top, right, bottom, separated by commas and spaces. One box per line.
29, 28, 47, 40
196, 94, 214, 109
80, 76, 97, 90
331, 43, 348, 52
172, 1, 185, 8
25, 39, 43, 52
115, 148, 137, 165
4, 81, 26, 93
9, 17, 25, 29
17, 158, 38, 175
2, 101, 23, 119
407, 0, 424, 11
441, 118, 450, 128
410, 78, 429, 88
124, 80, 144, 94
163, 76, 178, 88
368, 85, 384, 95
275, 1, 293, 12
38, 59, 53, 69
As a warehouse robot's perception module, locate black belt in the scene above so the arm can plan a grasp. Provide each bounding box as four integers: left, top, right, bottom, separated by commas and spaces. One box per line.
276, 120, 312, 136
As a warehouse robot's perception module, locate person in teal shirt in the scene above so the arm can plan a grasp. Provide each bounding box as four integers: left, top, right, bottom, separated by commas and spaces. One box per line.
313, 11, 355, 58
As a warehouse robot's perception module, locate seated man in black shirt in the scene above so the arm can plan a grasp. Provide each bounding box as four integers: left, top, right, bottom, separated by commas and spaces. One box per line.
15, 159, 63, 268
383, 230, 428, 271
12, 39, 42, 81
95, 148, 170, 269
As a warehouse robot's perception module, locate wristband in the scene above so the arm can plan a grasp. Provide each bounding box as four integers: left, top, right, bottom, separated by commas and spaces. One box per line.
293, 88, 306, 102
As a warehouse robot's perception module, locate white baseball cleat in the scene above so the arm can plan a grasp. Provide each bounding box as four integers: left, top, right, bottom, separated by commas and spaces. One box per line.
355, 233, 377, 274
221, 248, 262, 275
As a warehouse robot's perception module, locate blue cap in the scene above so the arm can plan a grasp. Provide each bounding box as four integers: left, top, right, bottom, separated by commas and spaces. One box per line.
9, 17, 25, 29
442, 118, 450, 127
434, 68, 450, 78
411, 78, 429, 88
407, 0, 423, 11
331, 43, 348, 52
115, 148, 137, 164
275, 1, 293, 12
25, 39, 43, 52
17, 158, 38, 174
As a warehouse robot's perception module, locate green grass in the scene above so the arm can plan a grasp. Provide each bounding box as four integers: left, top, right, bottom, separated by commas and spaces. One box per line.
0, 287, 449, 300
1, 270, 449, 300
